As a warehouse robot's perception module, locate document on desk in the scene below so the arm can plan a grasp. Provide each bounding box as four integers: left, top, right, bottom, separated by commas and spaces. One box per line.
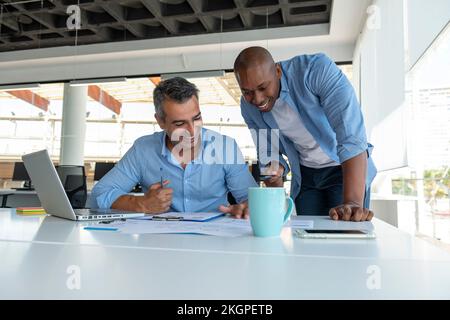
132, 212, 225, 222
109, 216, 253, 237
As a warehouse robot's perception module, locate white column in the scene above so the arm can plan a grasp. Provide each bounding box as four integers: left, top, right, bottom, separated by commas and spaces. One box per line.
59, 83, 87, 166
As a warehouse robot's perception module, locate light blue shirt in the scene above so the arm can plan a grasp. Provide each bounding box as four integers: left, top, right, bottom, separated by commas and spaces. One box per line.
240, 53, 377, 199
90, 128, 258, 212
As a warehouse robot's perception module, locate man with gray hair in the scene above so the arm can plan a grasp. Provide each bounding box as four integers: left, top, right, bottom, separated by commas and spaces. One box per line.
90, 77, 257, 218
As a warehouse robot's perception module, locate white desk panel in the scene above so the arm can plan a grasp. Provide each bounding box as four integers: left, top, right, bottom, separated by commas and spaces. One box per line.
1, 209, 450, 299
0, 240, 449, 299
0, 209, 449, 262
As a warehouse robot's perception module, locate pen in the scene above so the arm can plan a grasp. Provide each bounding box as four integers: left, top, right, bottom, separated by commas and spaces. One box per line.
160, 167, 164, 189
152, 215, 184, 221
84, 227, 118, 231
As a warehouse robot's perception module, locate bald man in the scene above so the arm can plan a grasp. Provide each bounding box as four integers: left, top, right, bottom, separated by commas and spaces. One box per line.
234, 47, 377, 222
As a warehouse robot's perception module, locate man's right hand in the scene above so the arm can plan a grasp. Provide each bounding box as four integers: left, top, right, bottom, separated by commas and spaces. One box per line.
138, 180, 173, 214
261, 161, 284, 187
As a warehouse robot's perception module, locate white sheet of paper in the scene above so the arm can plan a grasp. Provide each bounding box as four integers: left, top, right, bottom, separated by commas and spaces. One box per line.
112, 217, 254, 237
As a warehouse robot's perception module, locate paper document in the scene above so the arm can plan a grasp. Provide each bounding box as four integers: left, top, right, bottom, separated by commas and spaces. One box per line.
84, 215, 312, 237
110, 217, 253, 237
132, 212, 225, 222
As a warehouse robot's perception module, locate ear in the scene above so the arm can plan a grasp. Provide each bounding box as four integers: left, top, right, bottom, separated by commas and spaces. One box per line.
155, 113, 165, 130
234, 70, 241, 85
275, 63, 282, 80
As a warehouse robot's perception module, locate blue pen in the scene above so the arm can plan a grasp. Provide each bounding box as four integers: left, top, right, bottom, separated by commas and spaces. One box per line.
160, 167, 164, 189
84, 227, 118, 231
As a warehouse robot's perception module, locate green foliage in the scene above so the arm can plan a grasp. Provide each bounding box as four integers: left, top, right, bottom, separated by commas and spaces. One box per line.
392, 167, 450, 199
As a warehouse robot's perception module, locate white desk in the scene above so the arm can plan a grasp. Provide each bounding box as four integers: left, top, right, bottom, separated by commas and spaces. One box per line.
0, 189, 39, 208
0, 208, 450, 299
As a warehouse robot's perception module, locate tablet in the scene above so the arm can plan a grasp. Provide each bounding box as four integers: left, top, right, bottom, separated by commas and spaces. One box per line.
294, 229, 376, 239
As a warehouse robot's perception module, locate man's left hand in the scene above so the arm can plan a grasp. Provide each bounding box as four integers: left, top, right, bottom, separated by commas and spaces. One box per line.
329, 203, 374, 222
219, 202, 249, 219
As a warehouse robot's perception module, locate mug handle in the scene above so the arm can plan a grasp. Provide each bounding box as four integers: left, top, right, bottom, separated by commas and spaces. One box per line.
283, 197, 294, 223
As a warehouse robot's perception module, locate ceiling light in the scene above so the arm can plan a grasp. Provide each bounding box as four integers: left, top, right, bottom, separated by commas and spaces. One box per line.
161, 70, 225, 81
0, 83, 41, 91
69, 77, 127, 87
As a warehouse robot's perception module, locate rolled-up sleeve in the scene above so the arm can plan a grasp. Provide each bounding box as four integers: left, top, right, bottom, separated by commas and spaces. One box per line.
90, 143, 142, 209
307, 54, 369, 163
224, 138, 258, 203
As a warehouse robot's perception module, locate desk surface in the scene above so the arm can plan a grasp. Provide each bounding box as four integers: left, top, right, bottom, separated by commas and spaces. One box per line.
1, 208, 450, 299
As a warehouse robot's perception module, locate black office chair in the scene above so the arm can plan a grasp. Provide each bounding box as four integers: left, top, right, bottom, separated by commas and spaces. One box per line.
55, 165, 87, 209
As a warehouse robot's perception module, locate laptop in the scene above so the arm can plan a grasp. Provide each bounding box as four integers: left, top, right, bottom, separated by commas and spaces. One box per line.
22, 149, 145, 221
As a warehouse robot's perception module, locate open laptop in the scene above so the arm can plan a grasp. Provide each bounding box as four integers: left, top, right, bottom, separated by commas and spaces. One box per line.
22, 149, 145, 221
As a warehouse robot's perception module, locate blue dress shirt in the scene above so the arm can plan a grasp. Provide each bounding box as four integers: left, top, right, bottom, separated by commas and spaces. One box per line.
240, 53, 377, 199
90, 128, 258, 212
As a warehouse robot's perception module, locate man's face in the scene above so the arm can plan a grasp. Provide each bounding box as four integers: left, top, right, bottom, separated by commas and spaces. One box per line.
156, 95, 203, 149
235, 63, 281, 112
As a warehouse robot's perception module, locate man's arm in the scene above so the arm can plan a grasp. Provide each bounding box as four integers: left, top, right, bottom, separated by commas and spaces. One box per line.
329, 151, 373, 222
223, 137, 258, 203
90, 144, 142, 209
218, 137, 257, 219
308, 54, 373, 221
342, 151, 367, 207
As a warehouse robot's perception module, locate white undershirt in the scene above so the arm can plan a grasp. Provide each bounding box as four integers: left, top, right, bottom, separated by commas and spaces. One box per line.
270, 99, 340, 169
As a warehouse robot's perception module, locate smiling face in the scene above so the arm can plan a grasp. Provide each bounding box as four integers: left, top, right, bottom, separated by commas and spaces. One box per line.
234, 47, 282, 113
155, 95, 203, 149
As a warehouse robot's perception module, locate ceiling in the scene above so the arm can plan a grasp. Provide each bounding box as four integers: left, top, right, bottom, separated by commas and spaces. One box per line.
0, 0, 332, 52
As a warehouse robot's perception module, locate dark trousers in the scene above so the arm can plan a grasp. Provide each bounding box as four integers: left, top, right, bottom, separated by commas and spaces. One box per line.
295, 165, 371, 216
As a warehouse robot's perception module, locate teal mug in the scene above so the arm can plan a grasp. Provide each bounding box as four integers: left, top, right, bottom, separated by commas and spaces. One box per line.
248, 187, 294, 237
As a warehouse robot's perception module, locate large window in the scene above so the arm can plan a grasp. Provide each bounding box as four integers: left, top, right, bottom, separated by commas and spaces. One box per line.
371, 21, 450, 245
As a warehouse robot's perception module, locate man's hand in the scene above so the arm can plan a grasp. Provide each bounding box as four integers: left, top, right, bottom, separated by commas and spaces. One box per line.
261, 161, 284, 187
219, 201, 249, 219
329, 202, 374, 222
138, 180, 173, 214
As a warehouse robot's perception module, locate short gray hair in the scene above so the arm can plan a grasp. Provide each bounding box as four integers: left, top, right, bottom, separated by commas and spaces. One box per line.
153, 77, 199, 119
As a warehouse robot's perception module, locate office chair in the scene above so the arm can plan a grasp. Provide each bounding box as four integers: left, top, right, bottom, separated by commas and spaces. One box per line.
55, 165, 87, 209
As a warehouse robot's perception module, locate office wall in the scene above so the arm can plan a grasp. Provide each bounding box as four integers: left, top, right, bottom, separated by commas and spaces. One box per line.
352, 0, 406, 171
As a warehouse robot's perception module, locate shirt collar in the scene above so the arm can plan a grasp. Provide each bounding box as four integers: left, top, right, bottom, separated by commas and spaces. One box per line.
279, 66, 289, 94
